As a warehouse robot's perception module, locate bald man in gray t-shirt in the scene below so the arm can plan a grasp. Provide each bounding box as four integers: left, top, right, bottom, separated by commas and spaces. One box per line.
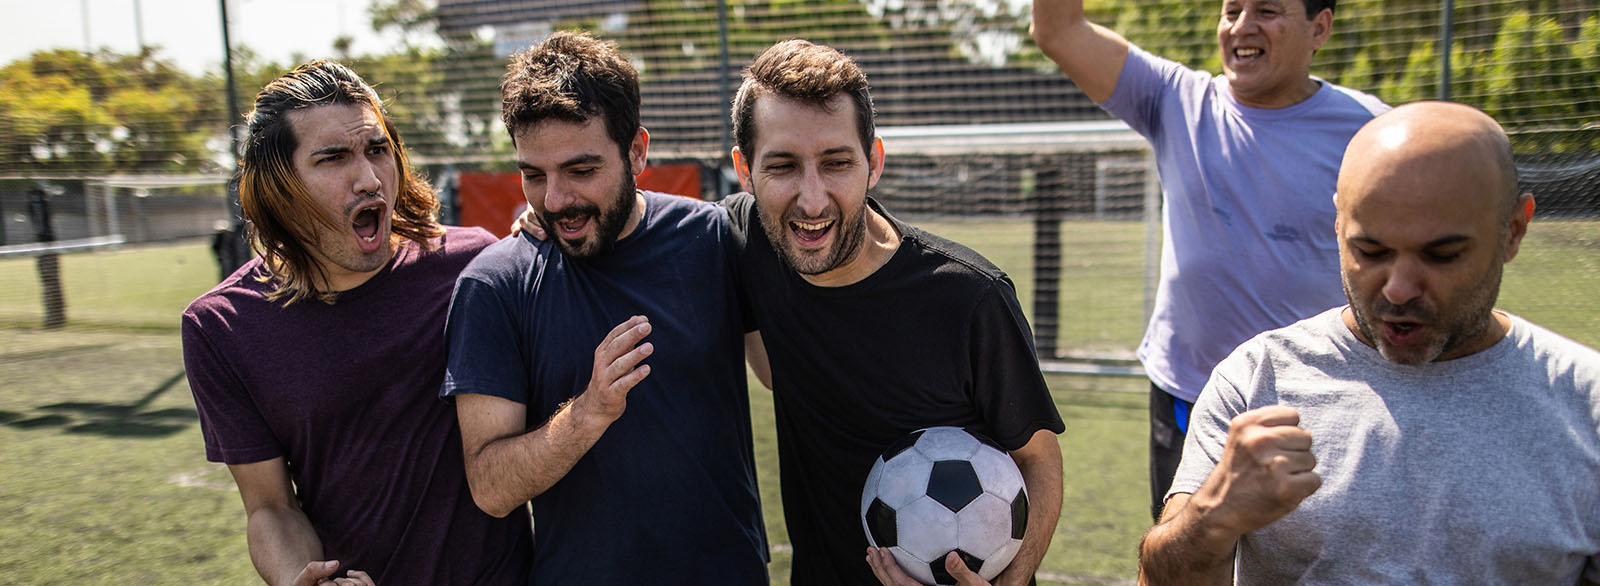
1139, 101, 1600, 585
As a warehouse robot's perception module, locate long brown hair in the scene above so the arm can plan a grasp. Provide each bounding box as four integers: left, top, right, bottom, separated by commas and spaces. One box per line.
238, 59, 442, 304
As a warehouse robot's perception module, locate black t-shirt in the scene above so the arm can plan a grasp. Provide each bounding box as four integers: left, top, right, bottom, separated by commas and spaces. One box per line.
725, 193, 1065, 585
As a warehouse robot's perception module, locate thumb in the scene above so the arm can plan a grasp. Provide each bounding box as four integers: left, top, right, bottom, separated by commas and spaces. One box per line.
292, 560, 339, 586
944, 552, 989, 586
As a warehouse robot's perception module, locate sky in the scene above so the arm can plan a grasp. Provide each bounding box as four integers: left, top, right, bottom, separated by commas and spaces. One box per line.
2, 0, 413, 75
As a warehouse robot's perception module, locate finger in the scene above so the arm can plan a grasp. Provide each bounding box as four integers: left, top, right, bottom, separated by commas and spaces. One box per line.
604, 362, 651, 396
293, 560, 339, 586
597, 317, 651, 360
602, 340, 654, 379
865, 548, 915, 586
1239, 404, 1302, 428
1272, 450, 1318, 475
344, 570, 376, 586
943, 551, 989, 586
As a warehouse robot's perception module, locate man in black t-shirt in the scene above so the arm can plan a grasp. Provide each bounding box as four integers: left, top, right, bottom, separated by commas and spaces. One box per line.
726, 39, 1066, 586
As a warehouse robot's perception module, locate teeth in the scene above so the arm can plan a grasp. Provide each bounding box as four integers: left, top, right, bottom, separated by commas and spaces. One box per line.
362, 235, 376, 243
794, 220, 831, 231
1237, 48, 1262, 57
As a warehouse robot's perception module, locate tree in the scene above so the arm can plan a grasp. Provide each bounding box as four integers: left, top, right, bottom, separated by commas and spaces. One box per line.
0, 49, 223, 175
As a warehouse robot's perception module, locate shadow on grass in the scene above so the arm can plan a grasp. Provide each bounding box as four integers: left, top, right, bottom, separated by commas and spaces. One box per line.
2, 370, 195, 438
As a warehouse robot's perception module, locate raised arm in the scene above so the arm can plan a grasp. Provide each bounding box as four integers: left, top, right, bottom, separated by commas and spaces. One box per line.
1029, 0, 1134, 103
1137, 405, 1320, 586
228, 459, 372, 586
457, 315, 654, 517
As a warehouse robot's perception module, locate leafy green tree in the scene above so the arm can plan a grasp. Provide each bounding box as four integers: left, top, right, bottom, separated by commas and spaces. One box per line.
0, 49, 223, 175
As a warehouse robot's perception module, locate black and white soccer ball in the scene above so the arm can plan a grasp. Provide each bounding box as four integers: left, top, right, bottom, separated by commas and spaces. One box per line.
860, 426, 1028, 585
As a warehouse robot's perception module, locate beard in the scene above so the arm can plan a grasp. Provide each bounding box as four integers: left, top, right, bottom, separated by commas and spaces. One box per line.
542, 167, 637, 260
757, 197, 868, 276
1343, 260, 1503, 365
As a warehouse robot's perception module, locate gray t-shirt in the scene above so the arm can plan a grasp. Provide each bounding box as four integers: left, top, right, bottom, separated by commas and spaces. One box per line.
1172, 307, 1600, 585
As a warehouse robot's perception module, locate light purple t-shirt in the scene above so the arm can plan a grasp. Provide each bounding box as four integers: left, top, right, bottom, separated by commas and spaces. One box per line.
181, 226, 532, 585
1100, 45, 1389, 402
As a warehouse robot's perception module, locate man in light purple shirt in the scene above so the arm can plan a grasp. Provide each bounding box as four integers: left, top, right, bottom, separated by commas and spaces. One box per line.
1031, 0, 1389, 520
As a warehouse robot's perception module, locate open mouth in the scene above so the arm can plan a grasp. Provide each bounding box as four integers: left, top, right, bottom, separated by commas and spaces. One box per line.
352, 207, 382, 243
1232, 47, 1263, 63
790, 219, 834, 246
555, 215, 592, 237
1382, 320, 1423, 343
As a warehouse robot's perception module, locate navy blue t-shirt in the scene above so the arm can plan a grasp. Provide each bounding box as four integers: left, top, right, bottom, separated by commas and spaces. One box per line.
441, 191, 767, 585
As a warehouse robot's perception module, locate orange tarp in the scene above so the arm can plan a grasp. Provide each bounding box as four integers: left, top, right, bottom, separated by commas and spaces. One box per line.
458, 163, 702, 238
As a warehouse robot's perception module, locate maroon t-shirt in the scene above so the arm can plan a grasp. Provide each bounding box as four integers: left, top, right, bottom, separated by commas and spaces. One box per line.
181, 226, 531, 585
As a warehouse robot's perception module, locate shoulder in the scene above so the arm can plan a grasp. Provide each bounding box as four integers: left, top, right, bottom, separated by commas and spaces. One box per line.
182, 258, 270, 326
645, 190, 727, 231
902, 225, 1009, 285
1509, 314, 1600, 384
1219, 308, 1348, 375
1316, 80, 1393, 118
459, 232, 543, 286
439, 225, 499, 256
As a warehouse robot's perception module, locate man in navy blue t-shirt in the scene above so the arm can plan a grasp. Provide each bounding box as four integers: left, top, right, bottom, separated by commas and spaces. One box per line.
440, 32, 767, 585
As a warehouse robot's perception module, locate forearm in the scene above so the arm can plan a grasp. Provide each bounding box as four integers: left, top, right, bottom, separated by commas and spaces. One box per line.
1137, 496, 1238, 586
465, 397, 613, 516
995, 430, 1063, 586
245, 505, 325, 586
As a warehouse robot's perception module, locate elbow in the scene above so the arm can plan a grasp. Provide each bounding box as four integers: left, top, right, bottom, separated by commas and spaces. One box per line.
468, 481, 516, 518
463, 461, 518, 518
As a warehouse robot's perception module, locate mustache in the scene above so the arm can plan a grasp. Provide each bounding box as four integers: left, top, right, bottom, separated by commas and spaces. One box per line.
541, 203, 601, 224
1369, 298, 1434, 321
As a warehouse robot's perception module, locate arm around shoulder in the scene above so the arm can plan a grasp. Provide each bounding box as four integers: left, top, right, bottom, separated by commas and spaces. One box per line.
1028, 0, 1131, 103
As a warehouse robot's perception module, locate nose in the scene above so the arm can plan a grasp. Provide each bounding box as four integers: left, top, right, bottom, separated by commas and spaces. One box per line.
1380, 257, 1425, 307
541, 174, 578, 212
353, 157, 383, 196
794, 165, 829, 217
1229, 7, 1260, 35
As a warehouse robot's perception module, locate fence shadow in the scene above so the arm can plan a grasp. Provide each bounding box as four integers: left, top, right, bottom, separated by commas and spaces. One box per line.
2, 370, 194, 437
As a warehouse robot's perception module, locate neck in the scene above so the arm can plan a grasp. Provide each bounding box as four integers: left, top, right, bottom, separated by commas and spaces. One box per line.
800, 204, 901, 288
1233, 77, 1321, 109
616, 190, 648, 241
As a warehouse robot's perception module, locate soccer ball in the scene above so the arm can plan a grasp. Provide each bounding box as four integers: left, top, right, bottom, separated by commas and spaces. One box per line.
860, 426, 1028, 585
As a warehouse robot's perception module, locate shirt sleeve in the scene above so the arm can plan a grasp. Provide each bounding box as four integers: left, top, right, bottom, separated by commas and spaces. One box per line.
966, 278, 1066, 451
440, 275, 530, 404
1098, 44, 1201, 141
180, 309, 283, 464
1167, 355, 1251, 498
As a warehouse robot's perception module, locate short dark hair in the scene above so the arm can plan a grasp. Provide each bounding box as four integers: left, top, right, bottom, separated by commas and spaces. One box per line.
501, 31, 641, 158
732, 39, 876, 168
239, 59, 440, 305
1301, 0, 1335, 18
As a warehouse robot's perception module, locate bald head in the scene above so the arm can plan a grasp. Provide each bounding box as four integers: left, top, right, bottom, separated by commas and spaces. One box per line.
1334, 102, 1535, 364
1337, 101, 1519, 219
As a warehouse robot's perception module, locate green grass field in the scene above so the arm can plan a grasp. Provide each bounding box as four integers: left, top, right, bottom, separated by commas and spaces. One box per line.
1, 217, 1595, 585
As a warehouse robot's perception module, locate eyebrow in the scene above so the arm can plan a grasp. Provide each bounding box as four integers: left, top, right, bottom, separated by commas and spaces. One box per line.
310, 136, 388, 158
517, 153, 605, 172
1350, 235, 1472, 248
762, 146, 858, 160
